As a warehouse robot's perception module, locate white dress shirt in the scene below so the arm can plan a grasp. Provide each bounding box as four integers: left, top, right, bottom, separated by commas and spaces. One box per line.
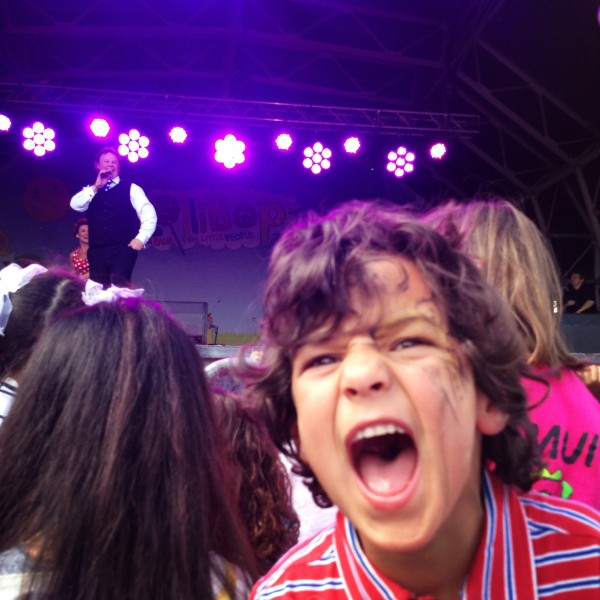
70, 176, 157, 246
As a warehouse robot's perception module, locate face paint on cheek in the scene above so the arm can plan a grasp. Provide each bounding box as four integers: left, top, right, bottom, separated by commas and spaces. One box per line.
419, 364, 459, 421
441, 334, 476, 388
422, 349, 474, 422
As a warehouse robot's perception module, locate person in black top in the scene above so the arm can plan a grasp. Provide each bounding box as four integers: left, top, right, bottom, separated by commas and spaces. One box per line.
563, 271, 597, 313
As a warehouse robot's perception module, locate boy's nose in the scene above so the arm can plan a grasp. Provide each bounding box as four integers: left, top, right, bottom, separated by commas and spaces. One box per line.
340, 345, 392, 399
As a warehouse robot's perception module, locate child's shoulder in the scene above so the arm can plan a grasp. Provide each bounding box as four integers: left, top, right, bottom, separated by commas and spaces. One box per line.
520, 488, 600, 540
518, 491, 600, 597
250, 525, 341, 599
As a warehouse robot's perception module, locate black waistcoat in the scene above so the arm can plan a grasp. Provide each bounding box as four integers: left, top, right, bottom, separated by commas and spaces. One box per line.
86, 181, 139, 248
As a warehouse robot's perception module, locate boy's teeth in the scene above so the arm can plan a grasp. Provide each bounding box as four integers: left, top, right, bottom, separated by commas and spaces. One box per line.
351, 423, 417, 496
354, 423, 405, 441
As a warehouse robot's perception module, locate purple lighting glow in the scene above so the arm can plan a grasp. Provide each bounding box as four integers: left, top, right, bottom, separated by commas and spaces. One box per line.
344, 137, 360, 154
429, 143, 447, 159
386, 146, 415, 177
118, 129, 150, 162
169, 126, 188, 144
22, 121, 56, 156
0, 115, 11, 132
302, 142, 331, 174
214, 134, 246, 169
90, 118, 110, 138
275, 133, 293, 150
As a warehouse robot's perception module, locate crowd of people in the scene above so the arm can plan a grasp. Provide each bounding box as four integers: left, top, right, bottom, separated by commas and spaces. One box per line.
0, 195, 598, 599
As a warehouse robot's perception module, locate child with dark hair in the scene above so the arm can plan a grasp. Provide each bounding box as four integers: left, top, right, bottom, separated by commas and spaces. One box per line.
0, 297, 257, 599
0, 264, 85, 423
245, 200, 600, 599
213, 389, 300, 574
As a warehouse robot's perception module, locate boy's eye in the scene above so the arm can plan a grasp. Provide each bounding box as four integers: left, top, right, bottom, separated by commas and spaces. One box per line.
293, 351, 340, 374
304, 354, 338, 369
393, 337, 434, 351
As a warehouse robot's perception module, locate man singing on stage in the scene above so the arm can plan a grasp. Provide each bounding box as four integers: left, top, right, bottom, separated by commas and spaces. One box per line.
70, 148, 157, 288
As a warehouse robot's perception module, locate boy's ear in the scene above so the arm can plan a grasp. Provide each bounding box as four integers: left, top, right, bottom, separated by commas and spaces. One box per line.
475, 391, 509, 435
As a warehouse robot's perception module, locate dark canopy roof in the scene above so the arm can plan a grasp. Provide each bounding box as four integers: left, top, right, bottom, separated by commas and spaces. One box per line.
1, 0, 599, 273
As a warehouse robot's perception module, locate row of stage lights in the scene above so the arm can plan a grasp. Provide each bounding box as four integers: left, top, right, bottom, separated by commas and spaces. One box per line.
0, 113, 448, 178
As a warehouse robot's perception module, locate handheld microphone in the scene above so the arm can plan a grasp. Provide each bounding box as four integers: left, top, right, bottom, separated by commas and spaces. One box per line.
100, 170, 112, 179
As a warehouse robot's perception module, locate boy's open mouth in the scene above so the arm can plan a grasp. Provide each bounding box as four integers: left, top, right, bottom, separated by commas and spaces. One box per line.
350, 423, 417, 497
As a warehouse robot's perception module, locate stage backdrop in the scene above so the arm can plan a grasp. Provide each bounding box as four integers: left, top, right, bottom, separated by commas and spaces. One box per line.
1, 174, 305, 341
0, 147, 392, 344
0, 121, 421, 340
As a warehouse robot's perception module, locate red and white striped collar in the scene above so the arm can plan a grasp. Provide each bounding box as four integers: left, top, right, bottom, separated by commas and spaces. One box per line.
333, 471, 537, 599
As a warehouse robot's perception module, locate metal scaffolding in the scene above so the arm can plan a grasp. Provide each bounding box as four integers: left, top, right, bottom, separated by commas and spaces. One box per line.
0, 83, 479, 136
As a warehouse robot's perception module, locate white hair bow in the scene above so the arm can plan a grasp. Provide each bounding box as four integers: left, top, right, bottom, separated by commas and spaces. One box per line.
82, 279, 145, 306
0, 263, 48, 335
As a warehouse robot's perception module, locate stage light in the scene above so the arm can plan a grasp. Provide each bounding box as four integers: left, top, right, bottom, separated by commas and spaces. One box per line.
169, 126, 188, 144
214, 134, 246, 169
118, 129, 150, 162
303, 142, 332, 174
90, 118, 110, 138
0, 115, 11, 132
22, 121, 56, 156
344, 137, 360, 154
386, 146, 415, 177
275, 133, 293, 150
430, 143, 447, 159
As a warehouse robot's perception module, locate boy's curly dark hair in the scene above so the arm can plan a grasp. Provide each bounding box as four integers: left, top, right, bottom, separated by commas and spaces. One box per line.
213, 389, 299, 573
242, 199, 542, 508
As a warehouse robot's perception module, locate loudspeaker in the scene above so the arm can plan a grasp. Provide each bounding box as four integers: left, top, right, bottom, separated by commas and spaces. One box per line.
160, 300, 208, 344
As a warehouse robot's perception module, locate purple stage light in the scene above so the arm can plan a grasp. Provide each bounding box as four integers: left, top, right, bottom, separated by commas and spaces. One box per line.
344, 137, 360, 154
90, 118, 110, 138
118, 129, 150, 162
0, 115, 11, 132
302, 142, 331, 174
214, 134, 246, 169
138, 140, 149, 158
430, 143, 447, 159
22, 121, 56, 156
386, 145, 415, 177
275, 133, 293, 150
169, 126, 188, 144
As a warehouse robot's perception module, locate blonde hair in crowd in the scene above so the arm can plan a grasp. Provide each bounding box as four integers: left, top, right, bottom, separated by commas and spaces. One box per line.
425, 199, 575, 368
